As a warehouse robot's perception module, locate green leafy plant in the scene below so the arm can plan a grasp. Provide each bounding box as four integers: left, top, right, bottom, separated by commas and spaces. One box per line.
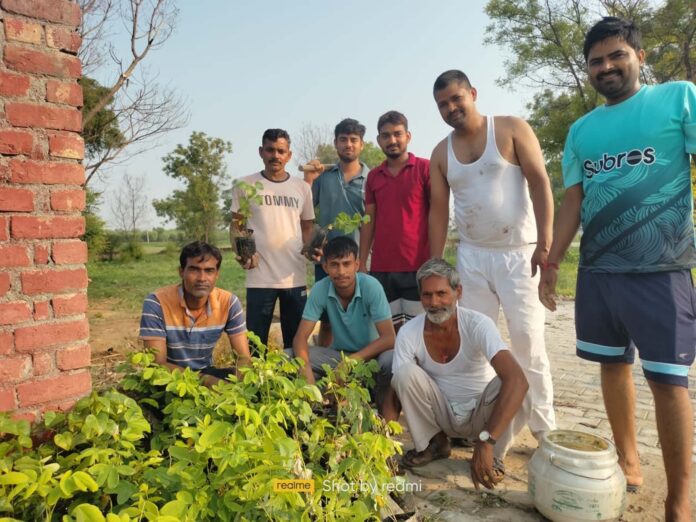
231, 180, 264, 231
303, 212, 370, 259
0, 336, 403, 521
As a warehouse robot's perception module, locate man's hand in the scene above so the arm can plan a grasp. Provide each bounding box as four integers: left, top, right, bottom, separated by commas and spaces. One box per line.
236, 252, 260, 270
530, 244, 550, 277
471, 442, 502, 490
538, 266, 558, 311
303, 159, 325, 183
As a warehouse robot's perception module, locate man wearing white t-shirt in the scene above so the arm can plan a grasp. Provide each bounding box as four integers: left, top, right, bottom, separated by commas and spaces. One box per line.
231, 129, 314, 348
389, 258, 529, 490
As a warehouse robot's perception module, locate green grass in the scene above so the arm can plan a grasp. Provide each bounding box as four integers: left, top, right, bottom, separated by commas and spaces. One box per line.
557, 246, 579, 297
88, 247, 249, 312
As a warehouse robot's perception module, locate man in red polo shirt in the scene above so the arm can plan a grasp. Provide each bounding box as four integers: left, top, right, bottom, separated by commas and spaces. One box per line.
359, 111, 430, 331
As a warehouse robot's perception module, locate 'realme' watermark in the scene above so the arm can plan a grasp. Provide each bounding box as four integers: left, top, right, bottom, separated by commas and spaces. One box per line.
272, 478, 422, 495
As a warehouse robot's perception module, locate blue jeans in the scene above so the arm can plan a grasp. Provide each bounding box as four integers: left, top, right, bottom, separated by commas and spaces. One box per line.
246, 286, 306, 349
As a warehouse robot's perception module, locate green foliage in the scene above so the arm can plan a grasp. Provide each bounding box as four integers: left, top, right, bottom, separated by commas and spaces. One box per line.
119, 240, 145, 262
153, 132, 232, 243
314, 144, 338, 165
330, 212, 371, 235
83, 190, 109, 260
230, 180, 264, 229
81, 77, 126, 161
359, 142, 386, 169
0, 344, 402, 521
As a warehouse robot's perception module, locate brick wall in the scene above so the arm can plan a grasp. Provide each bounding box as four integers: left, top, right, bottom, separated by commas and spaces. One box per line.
0, 0, 90, 421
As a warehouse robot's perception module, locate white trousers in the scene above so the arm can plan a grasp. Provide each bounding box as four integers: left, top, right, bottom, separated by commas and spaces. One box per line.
392, 362, 530, 458
456, 243, 556, 433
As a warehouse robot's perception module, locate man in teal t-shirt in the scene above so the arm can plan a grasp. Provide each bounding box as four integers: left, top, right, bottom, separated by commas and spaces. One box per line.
539, 17, 695, 520
291, 236, 395, 412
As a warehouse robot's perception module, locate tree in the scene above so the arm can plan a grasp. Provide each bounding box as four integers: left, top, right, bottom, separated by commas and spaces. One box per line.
360, 142, 386, 168
82, 189, 108, 259
78, 0, 190, 185
294, 123, 334, 165
153, 132, 232, 242
110, 173, 150, 238
484, 0, 695, 201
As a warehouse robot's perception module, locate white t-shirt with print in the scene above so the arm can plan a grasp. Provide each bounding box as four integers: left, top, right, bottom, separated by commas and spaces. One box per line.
232, 172, 314, 288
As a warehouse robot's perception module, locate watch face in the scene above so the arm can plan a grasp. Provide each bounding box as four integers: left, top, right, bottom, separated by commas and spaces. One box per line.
479, 430, 490, 442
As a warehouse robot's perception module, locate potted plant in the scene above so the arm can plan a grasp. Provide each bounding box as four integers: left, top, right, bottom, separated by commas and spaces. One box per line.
231, 179, 263, 264
302, 211, 371, 260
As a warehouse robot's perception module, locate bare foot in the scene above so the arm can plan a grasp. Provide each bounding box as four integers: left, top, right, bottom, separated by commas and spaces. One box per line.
618, 455, 643, 490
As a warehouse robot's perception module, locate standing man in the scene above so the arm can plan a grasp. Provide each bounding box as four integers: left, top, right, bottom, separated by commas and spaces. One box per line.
359, 111, 430, 331
231, 129, 314, 348
540, 17, 695, 520
389, 258, 529, 490
303, 118, 370, 346
429, 70, 556, 438
139, 241, 251, 385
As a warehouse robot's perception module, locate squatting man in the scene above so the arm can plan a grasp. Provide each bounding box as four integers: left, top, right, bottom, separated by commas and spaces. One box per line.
384, 258, 530, 490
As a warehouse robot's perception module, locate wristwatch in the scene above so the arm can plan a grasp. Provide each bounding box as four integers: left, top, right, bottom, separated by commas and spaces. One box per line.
478, 430, 497, 445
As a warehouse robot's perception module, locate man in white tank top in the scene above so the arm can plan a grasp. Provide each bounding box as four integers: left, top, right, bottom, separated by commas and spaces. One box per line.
428, 70, 556, 437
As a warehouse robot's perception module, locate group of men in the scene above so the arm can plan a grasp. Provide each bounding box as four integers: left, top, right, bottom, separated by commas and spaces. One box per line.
139, 17, 694, 520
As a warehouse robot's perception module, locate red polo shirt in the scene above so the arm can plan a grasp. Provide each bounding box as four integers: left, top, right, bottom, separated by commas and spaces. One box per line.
365, 153, 430, 272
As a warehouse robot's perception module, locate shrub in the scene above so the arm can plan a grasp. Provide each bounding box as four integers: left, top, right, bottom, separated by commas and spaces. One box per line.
0, 338, 402, 521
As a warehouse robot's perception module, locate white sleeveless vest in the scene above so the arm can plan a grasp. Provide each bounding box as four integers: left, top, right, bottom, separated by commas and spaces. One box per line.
447, 116, 536, 248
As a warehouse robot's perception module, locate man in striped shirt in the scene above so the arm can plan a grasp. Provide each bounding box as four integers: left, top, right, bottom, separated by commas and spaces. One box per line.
139, 241, 250, 385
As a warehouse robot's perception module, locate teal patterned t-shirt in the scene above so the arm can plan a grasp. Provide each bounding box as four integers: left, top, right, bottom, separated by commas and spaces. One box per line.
562, 82, 696, 272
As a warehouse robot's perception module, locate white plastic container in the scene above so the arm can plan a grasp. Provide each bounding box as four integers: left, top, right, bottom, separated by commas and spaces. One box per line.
528, 430, 626, 522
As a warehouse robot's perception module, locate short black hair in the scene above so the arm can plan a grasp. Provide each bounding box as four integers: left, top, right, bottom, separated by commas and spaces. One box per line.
334, 118, 366, 139
433, 69, 472, 94
377, 110, 408, 132
179, 241, 222, 270
323, 236, 358, 262
583, 17, 641, 61
262, 128, 291, 145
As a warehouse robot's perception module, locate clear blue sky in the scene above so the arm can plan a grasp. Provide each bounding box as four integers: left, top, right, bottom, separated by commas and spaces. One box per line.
96, 0, 535, 227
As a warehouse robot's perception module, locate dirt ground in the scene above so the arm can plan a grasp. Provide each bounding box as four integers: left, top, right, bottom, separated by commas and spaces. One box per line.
88, 299, 681, 521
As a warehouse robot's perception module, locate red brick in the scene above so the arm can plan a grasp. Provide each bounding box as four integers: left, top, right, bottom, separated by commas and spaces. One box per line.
0, 245, 31, 267
6, 103, 81, 132
12, 411, 37, 422
1, 0, 82, 26
4, 18, 42, 44
52, 240, 87, 264
34, 244, 49, 264
52, 293, 87, 316
0, 187, 34, 212
0, 273, 10, 296
10, 159, 84, 185
0, 302, 32, 325
21, 267, 87, 295
50, 189, 85, 211
0, 331, 13, 356
0, 129, 33, 155
0, 389, 15, 412
45, 26, 81, 54
41, 398, 76, 414
48, 133, 83, 159
16, 370, 91, 407
4, 45, 81, 79
33, 300, 50, 321
32, 351, 53, 375
14, 318, 89, 352
45, 80, 82, 106
0, 355, 31, 382
0, 71, 30, 97
56, 344, 90, 370
12, 216, 84, 239
0, 217, 7, 241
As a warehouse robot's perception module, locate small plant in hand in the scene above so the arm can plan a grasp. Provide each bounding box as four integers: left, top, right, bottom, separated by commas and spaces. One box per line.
231, 179, 263, 264
303, 212, 371, 261
0, 334, 403, 521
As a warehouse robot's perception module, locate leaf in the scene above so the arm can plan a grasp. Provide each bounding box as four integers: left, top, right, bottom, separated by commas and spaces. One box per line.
54, 432, 74, 450
197, 422, 229, 450
160, 500, 187, 517
72, 471, 99, 492
71, 503, 106, 522
0, 472, 30, 485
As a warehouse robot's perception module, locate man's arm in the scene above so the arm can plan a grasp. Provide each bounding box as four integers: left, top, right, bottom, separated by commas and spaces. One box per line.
300, 219, 314, 248
292, 318, 318, 384
358, 203, 376, 272
428, 140, 450, 257
471, 349, 528, 490
346, 318, 395, 362
145, 338, 180, 372
538, 183, 583, 311
227, 331, 251, 367
511, 118, 554, 276
229, 215, 259, 269
302, 159, 325, 188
